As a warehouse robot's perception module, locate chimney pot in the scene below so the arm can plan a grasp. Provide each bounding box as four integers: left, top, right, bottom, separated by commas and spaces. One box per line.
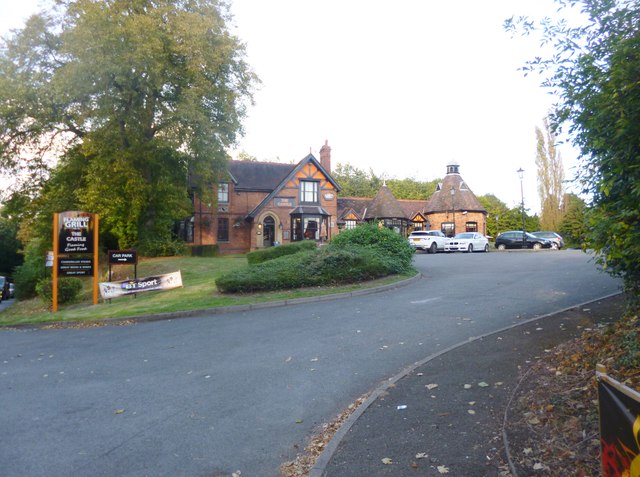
320, 140, 331, 172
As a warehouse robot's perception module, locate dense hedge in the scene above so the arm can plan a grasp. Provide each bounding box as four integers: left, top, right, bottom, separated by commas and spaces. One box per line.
217, 224, 415, 293
330, 223, 414, 272
246, 240, 317, 265
36, 277, 83, 305
216, 244, 401, 293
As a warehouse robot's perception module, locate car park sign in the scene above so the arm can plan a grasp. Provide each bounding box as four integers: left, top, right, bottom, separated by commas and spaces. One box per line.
108, 250, 138, 265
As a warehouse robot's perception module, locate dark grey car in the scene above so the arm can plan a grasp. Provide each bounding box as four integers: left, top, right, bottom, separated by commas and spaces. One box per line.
495, 231, 553, 250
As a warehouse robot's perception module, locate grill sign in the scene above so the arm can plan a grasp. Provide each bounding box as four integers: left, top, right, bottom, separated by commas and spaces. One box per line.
58, 211, 94, 254
108, 250, 138, 265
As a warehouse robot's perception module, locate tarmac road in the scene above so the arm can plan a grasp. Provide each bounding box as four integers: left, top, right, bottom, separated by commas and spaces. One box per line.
0, 250, 622, 477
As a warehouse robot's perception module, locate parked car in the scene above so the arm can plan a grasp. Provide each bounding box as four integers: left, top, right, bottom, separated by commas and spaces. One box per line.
0, 276, 9, 302
9, 283, 15, 299
531, 231, 564, 250
495, 231, 553, 250
407, 230, 448, 254
445, 232, 490, 253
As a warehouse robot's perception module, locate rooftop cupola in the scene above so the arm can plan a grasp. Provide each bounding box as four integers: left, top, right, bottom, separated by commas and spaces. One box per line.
446, 161, 460, 175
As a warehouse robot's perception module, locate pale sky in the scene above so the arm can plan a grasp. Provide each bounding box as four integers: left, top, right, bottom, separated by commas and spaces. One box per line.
0, 0, 583, 213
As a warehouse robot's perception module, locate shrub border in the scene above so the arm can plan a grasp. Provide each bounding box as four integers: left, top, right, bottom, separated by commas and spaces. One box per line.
7, 272, 422, 329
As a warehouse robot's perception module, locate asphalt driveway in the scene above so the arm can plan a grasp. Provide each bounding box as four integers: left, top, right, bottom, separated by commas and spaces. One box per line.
0, 250, 622, 476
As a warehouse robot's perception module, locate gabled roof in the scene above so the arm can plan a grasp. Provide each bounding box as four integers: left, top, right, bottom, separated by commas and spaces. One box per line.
228, 160, 295, 192
397, 199, 428, 220
337, 197, 370, 221
364, 185, 408, 220
246, 154, 341, 219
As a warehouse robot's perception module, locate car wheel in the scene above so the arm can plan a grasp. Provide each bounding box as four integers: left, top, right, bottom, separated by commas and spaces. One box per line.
551, 242, 559, 250
533, 242, 542, 250
484, 244, 489, 253
497, 244, 506, 251
467, 244, 473, 253
429, 242, 437, 254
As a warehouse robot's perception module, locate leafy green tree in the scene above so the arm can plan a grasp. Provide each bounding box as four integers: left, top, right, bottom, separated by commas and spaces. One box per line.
559, 193, 588, 247
333, 163, 381, 198
386, 177, 440, 200
0, 216, 22, 275
0, 0, 258, 249
333, 163, 439, 200
536, 116, 565, 231
506, 1, 640, 297
478, 194, 510, 237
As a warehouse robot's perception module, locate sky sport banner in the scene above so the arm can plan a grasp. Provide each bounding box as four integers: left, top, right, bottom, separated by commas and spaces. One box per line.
99, 271, 183, 300
597, 367, 640, 477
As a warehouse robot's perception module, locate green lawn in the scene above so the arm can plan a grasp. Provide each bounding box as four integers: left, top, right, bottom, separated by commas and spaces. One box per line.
1, 255, 416, 326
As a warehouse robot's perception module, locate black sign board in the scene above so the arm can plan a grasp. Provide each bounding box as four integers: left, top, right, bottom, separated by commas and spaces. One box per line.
57, 211, 94, 254
108, 250, 138, 265
59, 258, 93, 277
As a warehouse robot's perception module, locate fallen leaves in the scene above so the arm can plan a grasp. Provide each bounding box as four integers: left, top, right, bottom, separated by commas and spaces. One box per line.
381, 457, 393, 465
505, 303, 635, 476
280, 392, 370, 477
437, 465, 450, 473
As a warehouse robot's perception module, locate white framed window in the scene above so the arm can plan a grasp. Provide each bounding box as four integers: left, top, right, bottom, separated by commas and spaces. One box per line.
300, 181, 319, 203
218, 183, 229, 203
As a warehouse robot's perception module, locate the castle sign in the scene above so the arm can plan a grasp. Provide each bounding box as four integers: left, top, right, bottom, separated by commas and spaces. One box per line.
57, 211, 94, 254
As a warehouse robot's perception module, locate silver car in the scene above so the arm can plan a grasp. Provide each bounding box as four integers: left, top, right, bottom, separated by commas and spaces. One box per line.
531, 231, 564, 250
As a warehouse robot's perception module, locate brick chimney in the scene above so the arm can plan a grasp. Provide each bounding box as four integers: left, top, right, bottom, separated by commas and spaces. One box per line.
319, 140, 331, 172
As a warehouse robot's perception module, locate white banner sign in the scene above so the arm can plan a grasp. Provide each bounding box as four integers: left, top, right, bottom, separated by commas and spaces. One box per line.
99, 271, 183, 299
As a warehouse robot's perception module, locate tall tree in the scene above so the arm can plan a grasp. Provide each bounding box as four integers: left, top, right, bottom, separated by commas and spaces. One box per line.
506, 0, 640, 298
559, 193, 588, 247
0, 0, 258, 249
535, 117, 565, 231
333, 163, 381, 198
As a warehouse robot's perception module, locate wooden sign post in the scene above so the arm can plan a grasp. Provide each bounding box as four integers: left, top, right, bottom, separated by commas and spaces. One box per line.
52, 211, 99, 313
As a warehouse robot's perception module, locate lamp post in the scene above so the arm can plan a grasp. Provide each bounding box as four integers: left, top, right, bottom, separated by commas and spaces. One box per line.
450, 186, 456, 237
517, 168, 526, 248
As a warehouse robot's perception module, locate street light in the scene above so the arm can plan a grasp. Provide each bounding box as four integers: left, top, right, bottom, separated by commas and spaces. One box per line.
517, 167, 525, 248
450, 186, 456, 237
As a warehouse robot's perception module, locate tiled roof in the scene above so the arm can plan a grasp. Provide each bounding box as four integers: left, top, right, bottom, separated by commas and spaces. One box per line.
364, 185, 408, 220
337, 197, 370, 221
398, 199, 428, 219
228, 161, 295, 192
425, 173, 486, 213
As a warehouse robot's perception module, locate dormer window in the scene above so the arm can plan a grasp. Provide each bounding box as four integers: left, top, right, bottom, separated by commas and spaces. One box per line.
300, 180, 319, 204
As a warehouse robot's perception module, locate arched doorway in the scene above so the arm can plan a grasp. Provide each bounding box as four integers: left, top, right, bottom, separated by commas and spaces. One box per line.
262, 216, 275, 247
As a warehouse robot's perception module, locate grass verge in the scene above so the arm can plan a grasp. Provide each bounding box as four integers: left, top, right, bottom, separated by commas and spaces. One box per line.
0, 255, 417, 326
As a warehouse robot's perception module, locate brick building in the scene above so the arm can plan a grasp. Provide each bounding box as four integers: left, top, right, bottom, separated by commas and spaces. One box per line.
185, 141, 340, 254
337, 161, 487, 237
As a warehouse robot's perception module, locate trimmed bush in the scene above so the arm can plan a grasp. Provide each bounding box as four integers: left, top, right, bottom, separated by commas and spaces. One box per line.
216, 244, 401, 293
246, 240, 317, 265
188, 244, 219, 257
330, 223, 414, 271
36, 277, 83, 305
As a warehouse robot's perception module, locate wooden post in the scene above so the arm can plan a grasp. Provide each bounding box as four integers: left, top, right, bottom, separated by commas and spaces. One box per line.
52, 213, 58, 313
93, 214, 99, 305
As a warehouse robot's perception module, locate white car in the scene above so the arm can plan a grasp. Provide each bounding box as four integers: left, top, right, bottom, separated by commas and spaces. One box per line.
445, 232, 489, 253
407, 230, 448, 254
